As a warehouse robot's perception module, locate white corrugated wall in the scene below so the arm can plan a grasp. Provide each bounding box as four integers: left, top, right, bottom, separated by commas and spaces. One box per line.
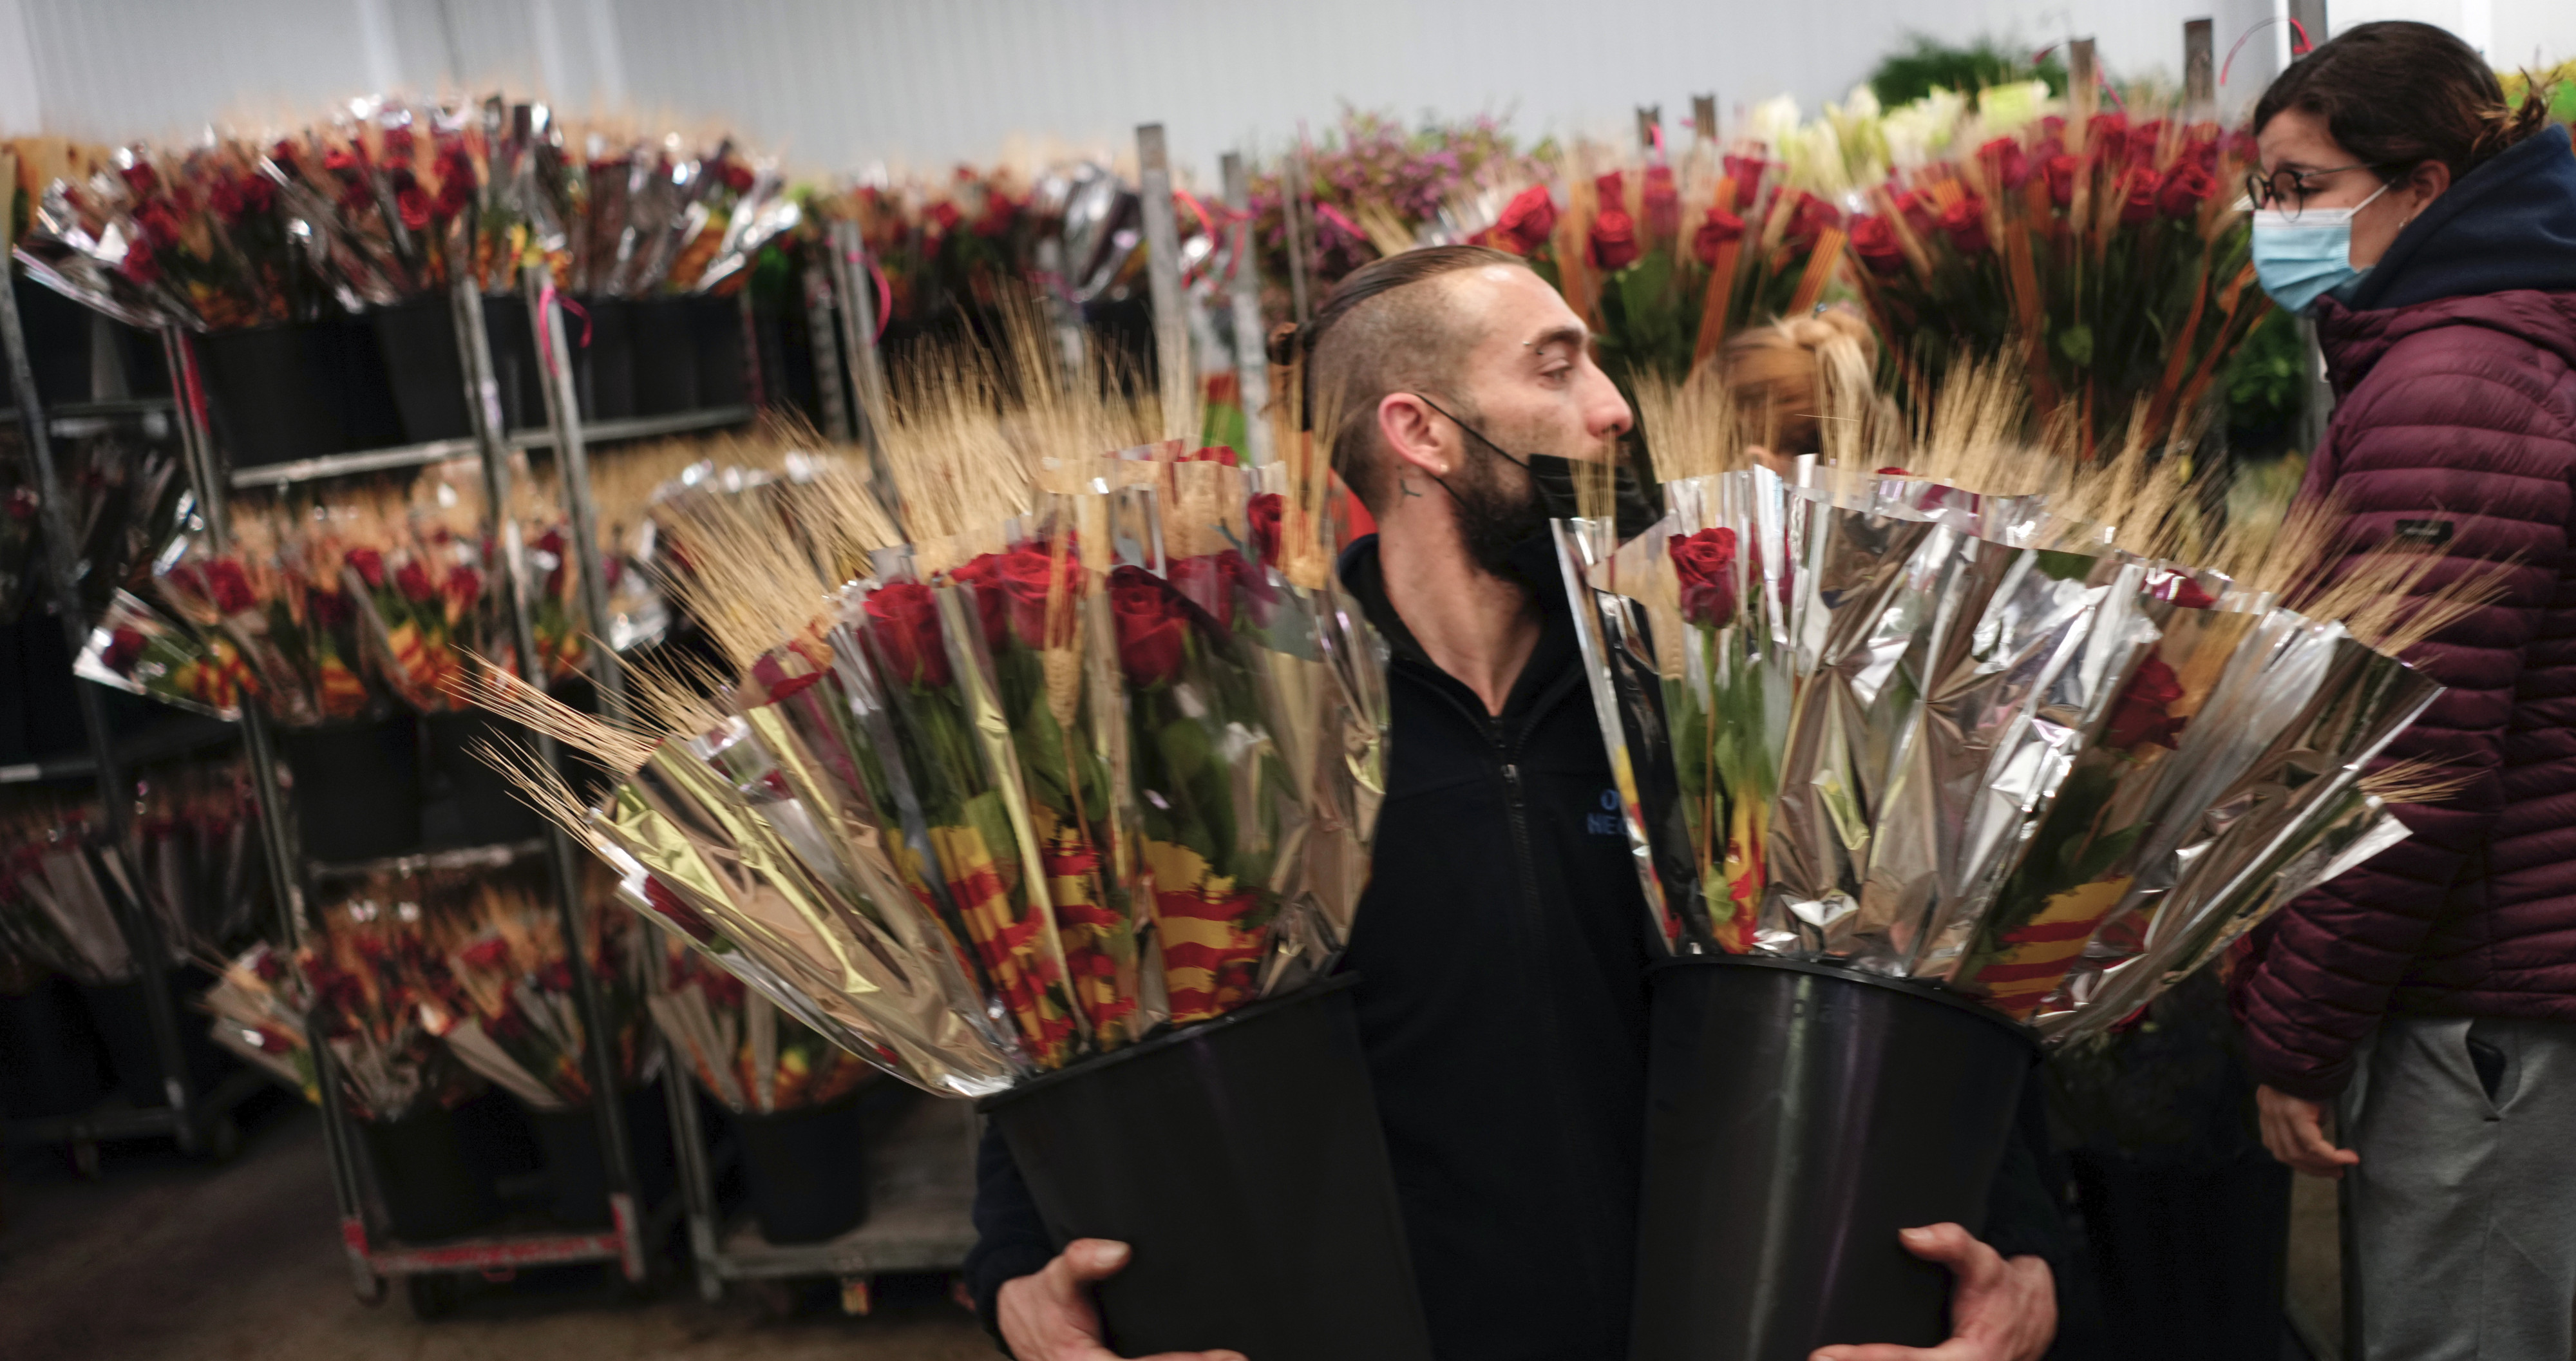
2, 0, 2566, 176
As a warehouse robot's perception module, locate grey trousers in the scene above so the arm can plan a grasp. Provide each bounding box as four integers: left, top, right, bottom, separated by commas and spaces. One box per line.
2340, 1014, 2576, 1361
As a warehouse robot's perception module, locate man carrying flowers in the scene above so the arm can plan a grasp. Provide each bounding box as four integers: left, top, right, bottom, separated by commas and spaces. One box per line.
970, 247, 2059, 1360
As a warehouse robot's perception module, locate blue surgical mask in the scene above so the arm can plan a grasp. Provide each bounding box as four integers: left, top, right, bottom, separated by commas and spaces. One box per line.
2251, 180, 2391, 314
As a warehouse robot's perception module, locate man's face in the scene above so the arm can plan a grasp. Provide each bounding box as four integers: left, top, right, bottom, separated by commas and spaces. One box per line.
1416, 265, 1634, 573
1443, 265, 1634, 463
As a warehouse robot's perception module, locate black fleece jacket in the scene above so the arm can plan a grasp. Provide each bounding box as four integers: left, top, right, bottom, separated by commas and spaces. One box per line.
964, 533, 2066, 1359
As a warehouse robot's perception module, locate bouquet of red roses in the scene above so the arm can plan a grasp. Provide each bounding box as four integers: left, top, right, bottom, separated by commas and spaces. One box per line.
419, 869, 649, 1110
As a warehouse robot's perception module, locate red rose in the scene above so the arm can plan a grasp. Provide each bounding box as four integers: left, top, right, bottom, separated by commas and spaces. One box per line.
118, 162, 159, 197
444, 566, 482, 613
715, 158, 755, 194
1669, 528, 1740, 628
2125, 120, 2166, 167
1492, 184, 1557, 256
1723, 153, 1767, 204
104, 627, 147, 673
118, 240, 160, 285
1593, 171, 1626, 211
1642, 166, 1680, 236
204, 560, 256, 614
2045, 154, 2080, 209
953, 546, 1069, 649
1248, 492, 1283, 566
135, 201, 183, 249
324, 146, 365, 176
1167, 551, 1246, 629
1181, 445, 1238, 465
2104, 656, 2188, 750
1850, 214, 1906, 276
1893, 190, 1935, 239
460, 937, 511, 972
309, 591, 354, 629
396, 184, 433, 232
864, 581, 951, 687
2085, 112, 2128, 159
2158, 163, 2215, 220
395, 560, 437, 604
2121, 169, 2162, 225
1587, 208, 1640, 272
1940, 198, 1990, 256
976, 188, 1017, 237
927, 200, 961, 235
1977, 137, 2029, 191
1692, 209, 1745, 266
1109, 566, 1189, 687
1786, 193, 1841, 249
346, 547, 385, 589
538, 960, 574, 993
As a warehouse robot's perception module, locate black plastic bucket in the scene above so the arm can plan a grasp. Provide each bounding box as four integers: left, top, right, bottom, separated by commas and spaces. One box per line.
450, 1083, 545, 1180
196, 323, 352, 466
1629, 957, 2038, 1361
277, 714, 422, 863
422, 709, 547, 844
687, 293, 748, 408
79, 966, 234, 1107
16, 275, 101, 404
627, 297, 699, 417
361, 1103, 506, 1242
0, 975, 113, 1118
527, 1081, 676, 1227
980, 977, 1434, 1361
369, 298, 472, 444
734, 1095, 871, 1244
330, 316, 404, 451
569, 297, 635, 423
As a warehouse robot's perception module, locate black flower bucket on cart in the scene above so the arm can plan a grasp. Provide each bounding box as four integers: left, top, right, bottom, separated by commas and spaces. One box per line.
360, 1103, 506, 1242
527, 1081, 676, 1227
734, 1094, 872, 1244
1629, 956, 2038, 1361
277, 714, 422, 863
194, 322, 358, 466
423, 708, 549, 844
686, 292, 748, 408
980, 976, 1435, 1361
0, 975, 112, 1118
626, 297, 700, 417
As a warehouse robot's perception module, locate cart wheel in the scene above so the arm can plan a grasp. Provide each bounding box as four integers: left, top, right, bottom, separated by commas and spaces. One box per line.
406, 1273, 461, 1321
354, 1273, 389, 1308
204, 1115, 243, 1163
70, 1141, 100, 1179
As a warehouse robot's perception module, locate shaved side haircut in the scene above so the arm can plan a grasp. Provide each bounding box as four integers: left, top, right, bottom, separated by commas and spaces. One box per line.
1276, 244, 1525, 513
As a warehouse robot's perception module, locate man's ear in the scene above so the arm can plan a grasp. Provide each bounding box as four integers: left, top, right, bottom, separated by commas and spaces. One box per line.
1376, 392, 1452, 478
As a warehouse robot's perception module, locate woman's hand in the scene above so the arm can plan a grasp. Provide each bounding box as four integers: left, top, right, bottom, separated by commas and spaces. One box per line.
2258, 1084, 2361, 1178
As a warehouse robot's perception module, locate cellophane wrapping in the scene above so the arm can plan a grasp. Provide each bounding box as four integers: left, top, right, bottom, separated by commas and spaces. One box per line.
1559, 466, 2440, 1041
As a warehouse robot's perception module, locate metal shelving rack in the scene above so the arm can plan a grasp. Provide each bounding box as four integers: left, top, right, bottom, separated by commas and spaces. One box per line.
640, 226, 981, 1314
0, 272, 271, 1175
163, 274, 748, 1313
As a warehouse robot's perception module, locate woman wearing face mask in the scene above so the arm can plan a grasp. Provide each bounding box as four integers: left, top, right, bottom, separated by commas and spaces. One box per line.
2230, 21, 2576, 1361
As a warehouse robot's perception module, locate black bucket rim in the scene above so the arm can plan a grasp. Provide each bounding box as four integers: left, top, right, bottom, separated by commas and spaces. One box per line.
1649, 954, 2040, 1053
977, 975, 1361, 1114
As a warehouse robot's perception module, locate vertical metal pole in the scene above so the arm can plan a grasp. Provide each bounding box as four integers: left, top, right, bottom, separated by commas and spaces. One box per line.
1136, 124, 1193, 444
2184, 19, 2217, 119
1283, 146, 1313, 327
508, 274, 641, 1271
800, 261, 851, 442
160, 325, 369, 1273
2069, 39, 2101, 130
4, 276, 200, 1147
735, 289, 765, 412
828, 218, 887, 444
1220, 153, 1274, 467
1635, 106, 1661, 151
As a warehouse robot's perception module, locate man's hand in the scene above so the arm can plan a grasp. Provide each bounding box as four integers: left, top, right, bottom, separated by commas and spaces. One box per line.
1810, 1223, 2054, 1361
2257, 1085, 2360, 1179
995, 1238, 1246, 1361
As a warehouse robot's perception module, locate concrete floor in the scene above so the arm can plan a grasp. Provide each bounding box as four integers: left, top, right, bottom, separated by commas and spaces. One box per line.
0, 1092, 994, 1361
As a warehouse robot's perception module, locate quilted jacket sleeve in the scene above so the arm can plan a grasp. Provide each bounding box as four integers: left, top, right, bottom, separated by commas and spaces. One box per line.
2237, 323, 2575, 1100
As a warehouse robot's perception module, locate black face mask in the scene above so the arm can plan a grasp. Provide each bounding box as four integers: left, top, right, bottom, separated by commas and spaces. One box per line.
1414, 395, 1662, 552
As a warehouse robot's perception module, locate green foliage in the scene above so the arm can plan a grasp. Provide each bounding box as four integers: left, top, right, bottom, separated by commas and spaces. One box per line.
2224, 306, 2307, 439
1867, 33, 2069, 108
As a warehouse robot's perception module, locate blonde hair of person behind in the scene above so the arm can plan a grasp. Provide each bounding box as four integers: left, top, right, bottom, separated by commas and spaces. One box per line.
1715, 309, 1878, 462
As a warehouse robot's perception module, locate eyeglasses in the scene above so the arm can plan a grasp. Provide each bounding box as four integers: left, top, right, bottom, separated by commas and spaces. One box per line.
2242, 163, 2383, 219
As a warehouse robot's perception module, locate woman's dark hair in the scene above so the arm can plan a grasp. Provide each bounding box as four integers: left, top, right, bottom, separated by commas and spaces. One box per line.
1268, 243, 1524, 509
2253, 21, 2553, 182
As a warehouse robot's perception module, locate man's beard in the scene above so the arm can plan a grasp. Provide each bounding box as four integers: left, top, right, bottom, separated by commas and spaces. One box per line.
1444, 442, 1547, 578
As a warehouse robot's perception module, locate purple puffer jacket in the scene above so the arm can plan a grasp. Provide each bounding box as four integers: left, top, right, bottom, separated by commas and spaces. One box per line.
2236, 129, 2576, 1100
